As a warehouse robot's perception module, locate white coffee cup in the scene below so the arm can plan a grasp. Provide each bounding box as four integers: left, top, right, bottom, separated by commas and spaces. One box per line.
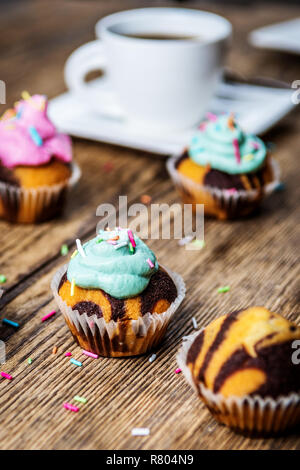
64, 8, 232, 132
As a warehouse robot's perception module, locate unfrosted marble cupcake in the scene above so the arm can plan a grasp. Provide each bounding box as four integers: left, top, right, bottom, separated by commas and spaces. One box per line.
51, 228, 185, 357
167, 114, 280, 220
0, 93, 80, 223
178, 307, 300, 435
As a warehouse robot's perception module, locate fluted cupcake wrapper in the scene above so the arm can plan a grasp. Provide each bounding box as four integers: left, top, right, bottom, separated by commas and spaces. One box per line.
0, 162, 81, 223
51, 264, 186, 358
167, 155, 280, 220
177, 332, 300, 435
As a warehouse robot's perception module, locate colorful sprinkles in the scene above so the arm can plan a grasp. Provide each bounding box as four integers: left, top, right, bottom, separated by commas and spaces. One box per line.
192, 317, 198, 329
41, 310, 56, 322
131, 428, 150, 436
60, 244, 69, 256
217, 286, 230, 293
74, 395, 87, 404
0, 275, 7, 284
63, 402, 79, 413
232, 138, 241, 164
146, 258, 154, 269
175, 368, 182, 374
149, 353, 157, 363
82, 349, 98, 359
70, 278, 75, 297
76, 238, 86, 258
28, 126, 43, 147
2, 318, 19, 328
1, 372, 12, 380
70, 358, 82, 367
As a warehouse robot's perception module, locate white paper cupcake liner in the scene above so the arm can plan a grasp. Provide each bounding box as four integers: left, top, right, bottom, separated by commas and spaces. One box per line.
167, 154, 280, 220
51, 264, 186, 357
0, 162, 81, 223
177, 332, 300, 435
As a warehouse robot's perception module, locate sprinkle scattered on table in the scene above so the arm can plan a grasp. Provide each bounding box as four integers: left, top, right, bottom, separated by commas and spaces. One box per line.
178, 235, 194, 246
41, 310, 56, 322
70, 358, 82, 367
28, 358, 32, 365
52, 346, 58, 355
149, 353, 156, 363
0, 275, 7, 284
1, 371, 12, 380
192, 317, 198, 329
217, 286, 230, 293
82, 349, 98, 359
65, 352, 72, 357
140, 194, 152, 205
131, 428, 150, 436
60, 244, 69, 256
190, 239, 205, 249
2, 318, 19, 328
74, 395, 87, 404
175, 368, 182, 374
63, 402, 79, 413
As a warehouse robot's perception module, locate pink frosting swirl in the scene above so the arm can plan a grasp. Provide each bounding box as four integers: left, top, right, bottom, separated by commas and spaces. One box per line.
0, 94, 72, 168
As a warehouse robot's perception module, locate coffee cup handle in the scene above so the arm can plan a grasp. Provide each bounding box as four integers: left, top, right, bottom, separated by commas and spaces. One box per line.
64, 41, 123, 117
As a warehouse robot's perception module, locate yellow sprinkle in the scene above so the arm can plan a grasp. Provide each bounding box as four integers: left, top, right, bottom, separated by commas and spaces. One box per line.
21, 90, 31, 100
244, 154, 254, 161
70, 278, 75, 296
71, 249, 78, 259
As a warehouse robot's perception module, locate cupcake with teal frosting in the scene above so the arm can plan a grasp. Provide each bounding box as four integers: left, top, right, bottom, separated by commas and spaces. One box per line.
167, 113, 280, 219
51, 228, 185, 357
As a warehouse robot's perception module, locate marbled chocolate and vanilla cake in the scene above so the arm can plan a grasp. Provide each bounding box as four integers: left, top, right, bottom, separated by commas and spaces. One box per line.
178, 307, 300, 434
52, 228, 185, 357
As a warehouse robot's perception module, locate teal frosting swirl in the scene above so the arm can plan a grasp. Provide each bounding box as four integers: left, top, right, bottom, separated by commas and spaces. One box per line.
188, 115, 267, 174
67, 229, 159, 299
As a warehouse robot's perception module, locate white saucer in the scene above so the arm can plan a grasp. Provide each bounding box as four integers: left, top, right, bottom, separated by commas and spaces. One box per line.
49, 77, 296, 155
249, 18, 300, 55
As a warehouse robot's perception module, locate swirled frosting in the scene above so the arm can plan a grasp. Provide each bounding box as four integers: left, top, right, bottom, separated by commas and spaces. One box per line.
0, 94, 72, 168
188, 114, 267, 174
67, 229, 159, 299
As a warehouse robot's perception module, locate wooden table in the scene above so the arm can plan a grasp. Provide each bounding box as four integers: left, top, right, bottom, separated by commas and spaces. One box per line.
0, 0, 299, 450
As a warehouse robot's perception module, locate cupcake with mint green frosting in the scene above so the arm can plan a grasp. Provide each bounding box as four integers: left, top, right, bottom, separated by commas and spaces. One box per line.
167, 113, 280, 220
51, 228, 185, 357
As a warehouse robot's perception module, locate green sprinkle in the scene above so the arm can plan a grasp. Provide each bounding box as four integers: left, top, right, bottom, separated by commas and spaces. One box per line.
218, 286, 230, 293
96, 238, 103, 244
0, 275, 7, 284
191, 239, 205, 249
61, 244, 69, 256
28, 358, 32, 364
74, 395, 87, 404
129, 242, 134, 254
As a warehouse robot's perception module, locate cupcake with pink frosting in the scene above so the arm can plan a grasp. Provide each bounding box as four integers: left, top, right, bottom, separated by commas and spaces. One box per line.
0, 93, 80, 223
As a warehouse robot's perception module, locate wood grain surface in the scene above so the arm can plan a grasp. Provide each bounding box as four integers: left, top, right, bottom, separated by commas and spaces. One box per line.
0, 0, 299, 450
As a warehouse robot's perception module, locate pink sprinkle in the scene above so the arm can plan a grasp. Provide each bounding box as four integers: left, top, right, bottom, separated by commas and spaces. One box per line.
206, 112, 217, 122
198, 122, 207, 131
63, 402, 79, 412
232, 138, 241, 163
65, 352, 72, 357
127, 229, 136, 248
251, 141, 260, 150
107, 240, 117, 245
175, 368, 182, 374
41, 310, 56, 322
227, 188, 237, 194
146, 258, 154, 269
1, 372, 12, 380
82, 349, 98, 359
89, 321, 94, 328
